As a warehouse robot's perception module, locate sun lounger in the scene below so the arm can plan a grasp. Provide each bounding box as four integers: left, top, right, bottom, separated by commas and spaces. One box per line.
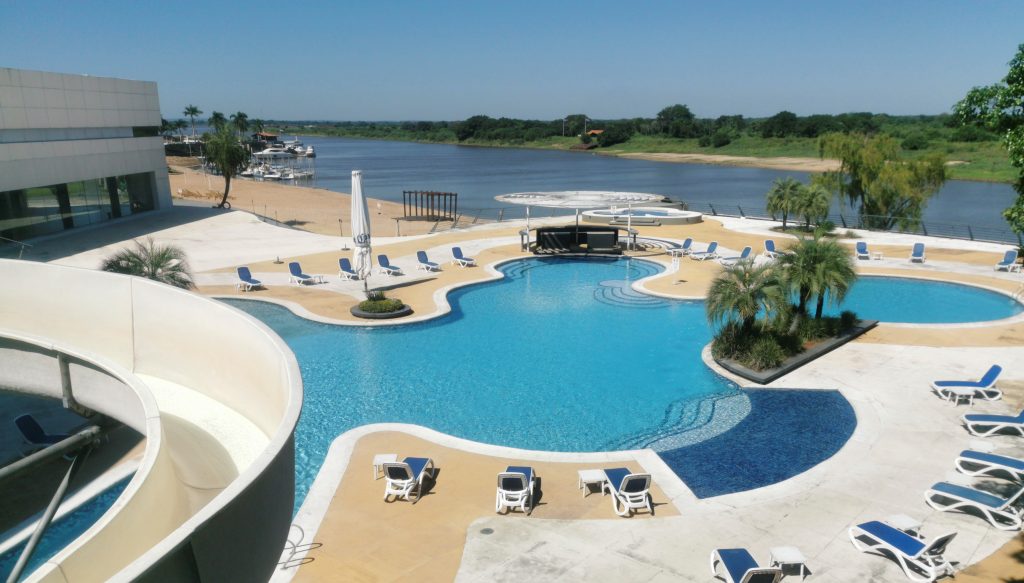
995, 249, 1020, 272
15, 414, 70, 454
962, 409, 1024, 437
690, 241, 719, 261
924, 481, 1024, 530
235, 266, 263, 291
496, 465, 536, 515
719, 246, 753, 266
416, 250, 441, 272
856, 241, 871, 260
764, 239, 789, 260
932, 365, 1002, 403
848, 520, 956, 582
909, 243, 926, 263
709, 548, 782, 583
603, 468, 652, 517
955, 450, 1024, 482
451, 246, 476, 267
383, 456, 434, 503
338, 258, 359, 280
376, 254, 403, 277
288, 262, 323, 285
669, 238, 693, 257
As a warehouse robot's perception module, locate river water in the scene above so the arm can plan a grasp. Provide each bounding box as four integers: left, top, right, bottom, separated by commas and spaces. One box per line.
291, 135, 1016, 235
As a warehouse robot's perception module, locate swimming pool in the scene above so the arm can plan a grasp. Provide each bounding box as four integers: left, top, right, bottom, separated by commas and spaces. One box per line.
0, 477, 132, 582
827, 276, 1023, 323
227, 257, 858, 505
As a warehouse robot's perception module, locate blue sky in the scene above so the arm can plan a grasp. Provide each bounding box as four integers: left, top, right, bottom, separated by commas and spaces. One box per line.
2, 1, 1022, 121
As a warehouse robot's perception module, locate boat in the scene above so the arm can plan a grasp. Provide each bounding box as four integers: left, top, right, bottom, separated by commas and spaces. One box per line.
253, 147, 294, 159
304, 146, 316, 158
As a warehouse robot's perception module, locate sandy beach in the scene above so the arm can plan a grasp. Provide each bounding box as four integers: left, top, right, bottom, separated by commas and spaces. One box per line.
167, 158, 438, 237
611, 152, 843, 173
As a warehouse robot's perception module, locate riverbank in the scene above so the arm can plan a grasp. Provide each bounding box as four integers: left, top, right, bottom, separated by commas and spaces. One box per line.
607, 151, 840, 173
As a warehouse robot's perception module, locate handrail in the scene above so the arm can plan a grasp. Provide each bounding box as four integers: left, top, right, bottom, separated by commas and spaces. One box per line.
0, 234, 32, 259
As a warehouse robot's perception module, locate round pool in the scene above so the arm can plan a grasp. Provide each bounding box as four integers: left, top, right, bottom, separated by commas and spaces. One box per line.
582, 207, 703, 225
826, 276, 1023, 324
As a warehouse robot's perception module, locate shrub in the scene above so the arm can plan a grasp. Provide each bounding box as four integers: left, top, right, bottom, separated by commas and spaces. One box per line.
901, 133, 929, 150
358, 291, 405, 313
711, 323, 750, 360
698, 135, 712, 147
746, 337, 786, 370
711, 129, 732, 148
839, 310, 858, 331
799, 317, 828, 341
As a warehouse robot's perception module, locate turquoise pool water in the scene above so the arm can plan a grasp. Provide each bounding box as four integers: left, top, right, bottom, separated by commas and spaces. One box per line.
226, 259, 1020, 506
0, 477, 132, 582
828, 276, 1022, 323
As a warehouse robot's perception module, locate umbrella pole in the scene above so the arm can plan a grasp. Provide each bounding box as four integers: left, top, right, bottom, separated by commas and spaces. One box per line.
627, 203, 632, 250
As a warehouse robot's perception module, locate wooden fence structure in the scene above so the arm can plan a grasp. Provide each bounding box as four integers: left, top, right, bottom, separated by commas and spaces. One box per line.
402, 191, 458, 221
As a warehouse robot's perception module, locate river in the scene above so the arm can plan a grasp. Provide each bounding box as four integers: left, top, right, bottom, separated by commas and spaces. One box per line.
290, 135, 1017, 237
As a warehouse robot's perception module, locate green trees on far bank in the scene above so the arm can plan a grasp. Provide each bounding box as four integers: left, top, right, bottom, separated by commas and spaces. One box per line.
956, 43, 1024, 241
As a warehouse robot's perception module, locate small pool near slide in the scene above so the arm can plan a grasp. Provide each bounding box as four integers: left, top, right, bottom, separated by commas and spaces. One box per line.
826, 276, 1022, 324
226, 257, 865, 508
0, 476, 132, 582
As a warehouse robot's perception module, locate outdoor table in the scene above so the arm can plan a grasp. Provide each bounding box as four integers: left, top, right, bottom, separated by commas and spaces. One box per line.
372, 453, 397, 480
577, 469, 607, 497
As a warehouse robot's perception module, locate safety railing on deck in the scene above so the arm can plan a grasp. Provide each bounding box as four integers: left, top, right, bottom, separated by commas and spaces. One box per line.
0, 234, 32, 259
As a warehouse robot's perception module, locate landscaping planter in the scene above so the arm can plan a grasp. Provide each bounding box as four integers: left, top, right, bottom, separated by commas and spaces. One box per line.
715, 320, 878, 384
350, 304, 413, 320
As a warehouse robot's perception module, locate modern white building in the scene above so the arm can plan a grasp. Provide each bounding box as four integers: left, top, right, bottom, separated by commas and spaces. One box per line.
0, 67, 172, 243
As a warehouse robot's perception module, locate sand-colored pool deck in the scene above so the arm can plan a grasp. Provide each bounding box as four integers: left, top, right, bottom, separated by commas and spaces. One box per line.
38, 199, 1024, 581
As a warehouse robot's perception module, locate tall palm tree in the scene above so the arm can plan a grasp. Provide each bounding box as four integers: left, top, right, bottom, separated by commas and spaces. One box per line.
208, 111, 227, 131
183, 104, 202, 139
251, 118, 266, 134
100, 239, 194, 289
779, 235, 857, 321
797, 183, 832, 231
765, 177, 802, 231
173, 119, 188, 138
204, 127, 250, 208
706, 262, 788, 333
230, 111, 249, 138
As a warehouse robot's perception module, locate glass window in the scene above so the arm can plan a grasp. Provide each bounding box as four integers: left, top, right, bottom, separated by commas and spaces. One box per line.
0, 186, 65, 240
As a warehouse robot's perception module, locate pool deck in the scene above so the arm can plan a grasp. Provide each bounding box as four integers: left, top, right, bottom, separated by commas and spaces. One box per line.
42, 205, 1024, 581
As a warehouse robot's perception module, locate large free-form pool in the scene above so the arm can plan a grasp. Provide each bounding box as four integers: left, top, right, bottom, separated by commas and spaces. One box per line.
227, 258, 1021, 505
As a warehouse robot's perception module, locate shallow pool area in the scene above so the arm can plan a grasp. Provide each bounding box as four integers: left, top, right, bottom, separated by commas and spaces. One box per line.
827, 276, 1023, 324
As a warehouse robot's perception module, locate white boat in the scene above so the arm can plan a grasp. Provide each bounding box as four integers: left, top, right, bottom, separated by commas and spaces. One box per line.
253, 147, 294, 159
304, 146, 316, 158
280, 169, 296, 180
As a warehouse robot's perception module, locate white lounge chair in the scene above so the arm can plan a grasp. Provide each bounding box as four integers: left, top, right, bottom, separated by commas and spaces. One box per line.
383, 456, 434, 504
690, 241, 719, 261
956, 450, 1024, 482
909, 243, 926, 263
962, 409, 1024, 437
848, 520, 956, 582
451, 247, 476, 267
719, 246, 753, 266
416, 250, 441, 272
338, 258, 359, 280
995, 249, 1019, 272
856, 241, 871, 260
764, 239, 789, 260
669, 238, 693, 257
376, 254, 403, 277
495, 465, 535, 515
236, 266, 263, 291
931, 365, 1002, 404
709, 548, 782, 583
603, 468, 652, 517
924, 481, 1024, 530
288, 261, 323, 285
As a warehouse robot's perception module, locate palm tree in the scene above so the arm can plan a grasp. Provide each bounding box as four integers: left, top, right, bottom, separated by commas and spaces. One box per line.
173, 119, 188, 138
208, 111, 227, 131
706, 262, 788, 333
765, 177, 802, 231
100, 239, 194, 289
251, 118, 265, 134
183, 104, 203, 139
204, 127, 250, 208
230, 111, 249, 138
797, 183, 832, 231
779, 235, 857, 321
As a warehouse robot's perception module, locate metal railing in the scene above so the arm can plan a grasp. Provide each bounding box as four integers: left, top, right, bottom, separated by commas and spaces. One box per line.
684, 200, 1023, 246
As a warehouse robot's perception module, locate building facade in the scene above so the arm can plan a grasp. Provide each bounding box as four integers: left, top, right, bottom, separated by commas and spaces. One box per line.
0, 67, 172, 243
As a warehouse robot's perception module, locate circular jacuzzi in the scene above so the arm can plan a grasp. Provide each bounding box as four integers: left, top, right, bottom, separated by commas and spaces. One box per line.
582, 207, 703, 225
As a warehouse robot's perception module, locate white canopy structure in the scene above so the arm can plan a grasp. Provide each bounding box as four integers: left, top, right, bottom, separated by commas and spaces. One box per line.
495, 190, 667, 249
351, 170, 372, 294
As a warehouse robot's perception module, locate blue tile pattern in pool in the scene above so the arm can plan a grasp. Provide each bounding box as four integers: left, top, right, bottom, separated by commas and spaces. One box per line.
825, 276, 1022, 324
659, 389, 856, 498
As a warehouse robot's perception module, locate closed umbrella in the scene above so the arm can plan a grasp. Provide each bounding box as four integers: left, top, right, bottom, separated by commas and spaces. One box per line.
350, 170, 372, 294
